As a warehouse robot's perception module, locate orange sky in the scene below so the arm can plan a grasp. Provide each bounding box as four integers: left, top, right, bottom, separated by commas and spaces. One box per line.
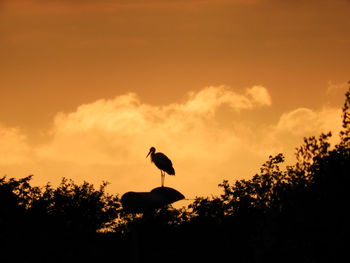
0, 0, 349, 201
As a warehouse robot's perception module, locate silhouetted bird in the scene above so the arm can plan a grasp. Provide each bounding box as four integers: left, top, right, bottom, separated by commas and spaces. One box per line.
146, 147, 175, 187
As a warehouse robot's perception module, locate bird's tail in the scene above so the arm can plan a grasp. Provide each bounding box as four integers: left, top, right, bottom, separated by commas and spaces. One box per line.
167, 167, 175, 175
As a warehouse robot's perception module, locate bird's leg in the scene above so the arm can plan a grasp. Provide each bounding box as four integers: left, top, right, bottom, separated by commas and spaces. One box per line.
160, 170, 162, 187
161, 171, 164, 187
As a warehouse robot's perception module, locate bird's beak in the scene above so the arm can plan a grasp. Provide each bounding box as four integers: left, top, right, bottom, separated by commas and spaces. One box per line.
146, 151, 151, 158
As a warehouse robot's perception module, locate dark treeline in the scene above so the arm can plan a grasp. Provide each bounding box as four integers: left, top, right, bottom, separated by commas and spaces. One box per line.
1, 88, 350, 263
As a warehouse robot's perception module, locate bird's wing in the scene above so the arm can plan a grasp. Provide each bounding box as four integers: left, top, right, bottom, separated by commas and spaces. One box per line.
155, 152, 172, 166
154, 152, 175, 175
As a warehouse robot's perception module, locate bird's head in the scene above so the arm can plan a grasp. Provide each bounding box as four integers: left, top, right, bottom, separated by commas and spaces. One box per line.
146, 147, 156, 158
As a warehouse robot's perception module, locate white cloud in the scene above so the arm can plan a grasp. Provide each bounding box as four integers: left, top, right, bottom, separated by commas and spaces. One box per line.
34, 85, 272, 195
183, 86, 253, 115
259, 106, 343, 163
246, 85, 272, 106
0, 125, 32, 165
38, 86, 271, 163
276, 108, 320, 136
1, 85, 344, 199
276, 107, 342, 137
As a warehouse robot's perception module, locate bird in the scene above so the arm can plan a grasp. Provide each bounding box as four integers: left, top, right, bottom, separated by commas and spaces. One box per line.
146, 147, 175, 187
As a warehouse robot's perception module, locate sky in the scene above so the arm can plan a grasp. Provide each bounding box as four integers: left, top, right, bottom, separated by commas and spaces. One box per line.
0, 0, 349, 201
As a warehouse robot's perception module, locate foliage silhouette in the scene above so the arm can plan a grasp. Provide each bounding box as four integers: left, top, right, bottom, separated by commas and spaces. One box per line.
0, 86, 349, 262
0, 176, 125, 262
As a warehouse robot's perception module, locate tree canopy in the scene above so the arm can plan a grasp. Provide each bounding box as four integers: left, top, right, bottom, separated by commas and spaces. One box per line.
1, 87, 349, 262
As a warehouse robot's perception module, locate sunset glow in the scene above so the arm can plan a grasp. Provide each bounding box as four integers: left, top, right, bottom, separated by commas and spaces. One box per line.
1, 0, 349, 200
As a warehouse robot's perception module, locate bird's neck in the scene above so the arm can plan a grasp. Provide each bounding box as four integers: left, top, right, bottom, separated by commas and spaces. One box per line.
150, 152, 155, 162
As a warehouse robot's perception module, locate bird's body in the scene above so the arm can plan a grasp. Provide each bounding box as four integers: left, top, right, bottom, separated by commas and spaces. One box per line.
151, 152, 175, 175
146, 147, 175, 187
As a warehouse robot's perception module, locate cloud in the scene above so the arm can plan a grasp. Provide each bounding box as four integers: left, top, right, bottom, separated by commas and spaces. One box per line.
0, 125, 32, 165
38, 86, 271, 165
32, 86, 272, 195
277, 108, 322, 136
246, 85, 271, 106
1, 85, 344, 199
276, 107, 342, 136
260, 106, 343, 159
183, 85, 271, 116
